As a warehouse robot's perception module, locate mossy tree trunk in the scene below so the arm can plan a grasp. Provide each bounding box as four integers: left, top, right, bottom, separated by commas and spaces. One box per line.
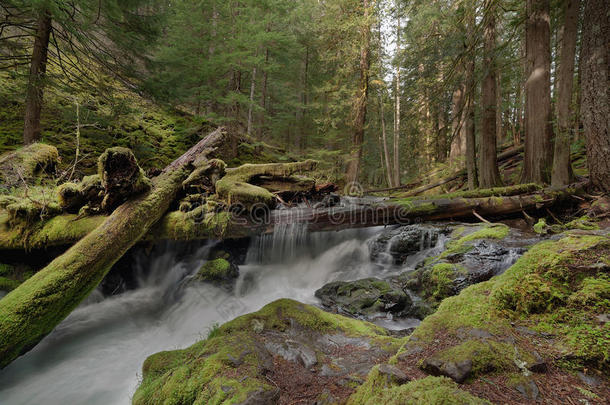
23, 9, 52, 145
581, 0, 609, 193
0, 128, 227, 369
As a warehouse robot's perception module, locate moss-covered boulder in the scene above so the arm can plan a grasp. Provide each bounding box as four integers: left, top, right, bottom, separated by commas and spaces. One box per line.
387, 232, 610, 402
347, 373, 489, 405
315, 277, 412, 318
397, 223, 519, 306
197, 258, 238, 284
0, 143, 58, 187
133, 299, 404, 405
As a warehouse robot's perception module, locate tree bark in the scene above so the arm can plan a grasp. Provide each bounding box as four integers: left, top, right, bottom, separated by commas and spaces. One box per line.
465, 9, 478, 190
247, 66, 257, 136
345, 0, 371, 184
393, 8, 401, 185
479, 0, 503, 188
551, 0, 580, 186
23, 9, 52, 145
449, 82, 466, 162
0, 128, 227, 369
379, 90, 394, 187
522, 0, 553, 184
580, 0, 609, 192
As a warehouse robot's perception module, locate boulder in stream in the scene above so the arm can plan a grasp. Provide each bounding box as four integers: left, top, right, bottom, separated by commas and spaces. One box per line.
315, 277, 412, 317
133, 299, 403, 405
368, 224, 448, 265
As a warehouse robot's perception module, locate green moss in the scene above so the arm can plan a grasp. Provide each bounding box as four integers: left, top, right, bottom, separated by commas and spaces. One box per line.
219, 298, 387, 338
421, 263, 466, 302
435, 339, 533, 376
348, 375, 490, 405
0, 143, 59, 186
56, 182, 82, 210
564, 216, 599, 231
197, 258, 236, 282
436, 224, 509, 260
533, 219, 547, 234
215, 160, 316, 209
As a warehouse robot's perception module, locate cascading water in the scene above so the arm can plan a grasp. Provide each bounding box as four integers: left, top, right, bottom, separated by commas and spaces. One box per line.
0, 222, 526, 405
0, 226, 393, 405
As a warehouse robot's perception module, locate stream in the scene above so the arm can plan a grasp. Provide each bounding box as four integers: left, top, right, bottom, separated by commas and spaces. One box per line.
0, 222, 524, 405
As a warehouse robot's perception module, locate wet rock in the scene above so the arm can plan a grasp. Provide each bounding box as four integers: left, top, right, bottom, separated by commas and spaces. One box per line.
315, 277, 411, 317
421, 357, 472, 383
377, 363, 410, 384
368, 225, 446, 264
197, 257, 239, 284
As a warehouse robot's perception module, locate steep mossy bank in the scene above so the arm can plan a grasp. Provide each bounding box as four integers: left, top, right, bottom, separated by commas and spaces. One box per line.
385, 232, 610, 403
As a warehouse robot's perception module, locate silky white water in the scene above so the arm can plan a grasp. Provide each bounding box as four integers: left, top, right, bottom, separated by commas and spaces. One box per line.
0, 226, 421, 405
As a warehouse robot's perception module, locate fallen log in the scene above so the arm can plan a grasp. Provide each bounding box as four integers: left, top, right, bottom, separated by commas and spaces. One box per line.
283, 183, 583, 233
0, 183, 581, 251
0, 127, 227, 369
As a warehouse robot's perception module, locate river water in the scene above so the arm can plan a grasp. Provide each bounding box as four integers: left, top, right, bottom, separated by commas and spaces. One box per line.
0, 225, 443, 405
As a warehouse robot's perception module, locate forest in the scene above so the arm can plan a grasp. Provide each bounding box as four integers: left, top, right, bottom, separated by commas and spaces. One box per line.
0, 0, 608, 404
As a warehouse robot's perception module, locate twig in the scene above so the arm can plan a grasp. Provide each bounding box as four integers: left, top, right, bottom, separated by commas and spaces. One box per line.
472, 209, 492, 224
545, 208, 562, 224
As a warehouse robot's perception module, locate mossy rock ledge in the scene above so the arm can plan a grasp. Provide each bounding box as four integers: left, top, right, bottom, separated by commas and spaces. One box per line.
382, 232, 610, 403
133, 298, 404, 405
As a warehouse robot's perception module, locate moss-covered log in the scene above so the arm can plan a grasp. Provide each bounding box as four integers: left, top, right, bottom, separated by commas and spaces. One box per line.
301, 183, 584, 232
0, 128, 227, 369
0, 183, 585, 251
0, 143, 59, 187
215, 160, 317, 208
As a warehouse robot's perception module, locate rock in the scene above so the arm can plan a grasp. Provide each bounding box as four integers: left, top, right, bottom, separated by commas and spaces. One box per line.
237, 388, 280, 405
527, 351, 547, 373
265, 340, 318, 369
512, 378, 540, 401
595, 313, 610, 323
577, 372, 602, 387
368, 225, 446, 264
197, 258, 239, 284
315, 277, 412, 317
377, 364, 410, 385
421, 357, 472, 383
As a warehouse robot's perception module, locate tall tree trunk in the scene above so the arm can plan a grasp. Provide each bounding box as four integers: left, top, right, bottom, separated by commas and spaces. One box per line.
247, 67, 257, 136
379, 90, 394, 187
23, 10, 52, 145
480, 0, 503, 188
449, 83, 466, 162
551, 0, 580, 186
465, 13, 478, 190
522, 0, 553, 184
580, 0, 609, 192
496, 70, 503, 145
345, 0, 371, 184
393, 6, 401, 186
259, 48, 269, 139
